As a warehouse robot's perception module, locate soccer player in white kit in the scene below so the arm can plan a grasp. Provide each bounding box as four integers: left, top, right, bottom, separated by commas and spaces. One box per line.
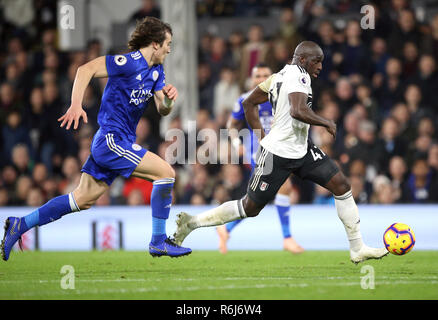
174, 41, 388, 263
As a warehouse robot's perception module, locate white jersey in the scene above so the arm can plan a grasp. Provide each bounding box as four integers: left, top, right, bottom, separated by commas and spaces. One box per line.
259, 64, 313, 159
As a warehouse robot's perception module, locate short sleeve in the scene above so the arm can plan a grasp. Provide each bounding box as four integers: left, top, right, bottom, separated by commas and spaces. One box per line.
231, 97, 245, 120
154, 66, 166, 92
258, 74, 274, 93
282, 68, 311, 95
105, 54, 135, 77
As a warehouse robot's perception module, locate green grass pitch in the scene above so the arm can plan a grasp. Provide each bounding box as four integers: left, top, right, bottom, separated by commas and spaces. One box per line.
0, 250, 437, 299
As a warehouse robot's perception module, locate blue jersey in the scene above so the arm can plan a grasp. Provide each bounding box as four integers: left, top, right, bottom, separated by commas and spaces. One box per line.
81, 51, 165, 186
99, 51, 166, 140
231, 92, 273, 168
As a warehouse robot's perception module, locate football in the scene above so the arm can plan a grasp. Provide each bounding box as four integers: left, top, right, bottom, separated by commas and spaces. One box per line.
383, 223, 416, 255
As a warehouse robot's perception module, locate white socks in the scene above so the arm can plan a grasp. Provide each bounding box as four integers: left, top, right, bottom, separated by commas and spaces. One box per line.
191, 200, 246, 228
334, 190, 364, 252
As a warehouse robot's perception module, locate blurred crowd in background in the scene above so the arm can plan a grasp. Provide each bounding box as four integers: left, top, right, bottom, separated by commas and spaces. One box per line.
0, 0, 438, 208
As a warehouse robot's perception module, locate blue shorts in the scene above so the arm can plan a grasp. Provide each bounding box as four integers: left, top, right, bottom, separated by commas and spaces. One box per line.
81, 129, 147, 186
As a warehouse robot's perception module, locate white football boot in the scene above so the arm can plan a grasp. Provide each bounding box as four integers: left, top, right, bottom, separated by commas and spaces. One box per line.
173, 212, 196, 246
350, 245, 389, 264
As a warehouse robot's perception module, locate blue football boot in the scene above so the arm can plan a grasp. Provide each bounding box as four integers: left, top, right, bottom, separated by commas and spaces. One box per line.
149, 237, 192, 258
1, 217, 26, 261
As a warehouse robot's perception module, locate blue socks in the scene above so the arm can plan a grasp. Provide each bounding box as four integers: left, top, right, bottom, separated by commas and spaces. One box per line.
22, 193, 80, 233
275, 194, 292, 239
150, 178, 174, 245
226, 219, 242, 233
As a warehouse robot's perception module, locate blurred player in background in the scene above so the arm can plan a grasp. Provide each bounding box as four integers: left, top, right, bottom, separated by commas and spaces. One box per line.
1, 17, 192, 261
217, 63, 304, 254
174, 41, 388, 264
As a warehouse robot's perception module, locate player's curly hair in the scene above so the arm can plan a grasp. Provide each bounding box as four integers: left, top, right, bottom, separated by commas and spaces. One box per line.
128, 17, 172, 51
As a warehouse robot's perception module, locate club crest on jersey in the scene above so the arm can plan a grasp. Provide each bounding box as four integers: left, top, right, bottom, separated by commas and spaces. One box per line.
114, 55, 127, 66
260, 181, 269, 191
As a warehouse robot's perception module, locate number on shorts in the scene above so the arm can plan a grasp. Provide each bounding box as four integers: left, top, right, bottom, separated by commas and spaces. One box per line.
310, 147, 325, 161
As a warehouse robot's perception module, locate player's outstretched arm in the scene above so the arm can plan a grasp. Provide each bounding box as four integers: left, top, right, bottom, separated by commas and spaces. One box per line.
242, 86, 268, 141
58, 56, 108, 130
154, 84, 178, 116
289, 92, 337, 139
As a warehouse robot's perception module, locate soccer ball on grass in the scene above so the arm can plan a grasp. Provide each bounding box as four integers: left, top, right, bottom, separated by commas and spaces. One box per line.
383, 223, 415, 255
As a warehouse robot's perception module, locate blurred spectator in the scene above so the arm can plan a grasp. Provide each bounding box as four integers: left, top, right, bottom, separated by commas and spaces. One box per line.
404, 84, 430, 127
26, 187, 45, 207
213, 67, 240, 118
0, 187, 9, 206
59, 156, 80, 194
2, 111, 33, 165
406, 157, 433, 203
370, 37, 390, 77
350, 174, 369, 204
377, 116, 407, 169
0, 82, 21, 119
388, 9, 423, 57
180, 164, 214, 203
221, 164, 246, 200
227, 31, 245, 67
338, 20, 371, 79
347, 120, 385, 180
337, 110, 360, 158
32, 163, 48, 186
211, 183, 230, 205
428, 144, 438, 202
239, 25, 269, 89
370, 175, 397, 204
375, 58, 404, 114
388, 156, 410, 203
129, 0, 160, 23
273, 8, 302, 54
334, 77, 356, 118
136, 117, 160, 154
390, 102, 415, 142
15, 175, 33, 206
355, 83, 379, 123
315, 20, 338, 82
408, 54, 438, 109
1, 165, 18, 196
206, 36, 233, 84
127, 189, 145, 206
198, 63, 215, 113
11, 144, 32, 176
122, 177, 153, 205
402, 42, 419, 77
190, 193, 207, 205
423, 13, 438, 59
417, 117, 435, 138
266, 40, 291, 73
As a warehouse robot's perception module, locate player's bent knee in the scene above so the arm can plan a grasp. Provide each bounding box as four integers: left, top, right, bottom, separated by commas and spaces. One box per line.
73, 192, 97, 210
334, 177, 351, 196
156, 164, 175, 181
75, 197, 95, 210
242, 196, 263, 218
168, 166, 176, 179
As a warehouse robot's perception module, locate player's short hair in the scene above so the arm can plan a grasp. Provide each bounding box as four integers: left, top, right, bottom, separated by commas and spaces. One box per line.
128, 17, 172, 51
253, 62, 270, 70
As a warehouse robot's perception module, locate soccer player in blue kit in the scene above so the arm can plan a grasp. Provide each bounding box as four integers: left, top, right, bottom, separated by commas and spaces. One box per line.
1, 17, 191, 260
216, 63, 304, 254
